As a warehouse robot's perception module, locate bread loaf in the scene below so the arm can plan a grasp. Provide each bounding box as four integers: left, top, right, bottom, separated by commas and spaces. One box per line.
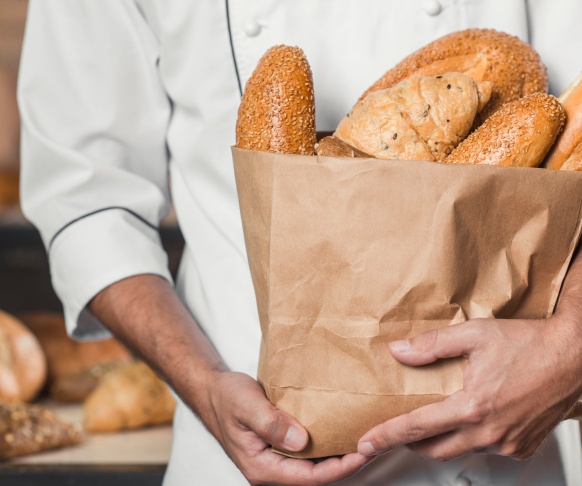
335, 72, 492, 161
542, 72, 582, 171
315, 136, 371, 158
84, 361, 175, 432
445, 93, 565, 167
0, 310, 46, 402
236, 45, 316, 155
360, 29, 548, 128
0, 402, 82, 459
18, 312, 132, 402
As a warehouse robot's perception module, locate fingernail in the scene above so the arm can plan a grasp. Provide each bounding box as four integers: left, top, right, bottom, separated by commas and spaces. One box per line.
389, 339, 410, 352
284, 425, 307, 451
358, 442, 377, 456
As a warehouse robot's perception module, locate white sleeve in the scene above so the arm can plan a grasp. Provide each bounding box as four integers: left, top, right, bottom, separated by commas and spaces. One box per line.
526, 0, 582, 96
18, 0, 173, 340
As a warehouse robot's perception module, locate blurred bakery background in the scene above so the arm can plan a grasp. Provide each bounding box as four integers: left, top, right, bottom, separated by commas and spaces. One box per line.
0, 2, 183, 484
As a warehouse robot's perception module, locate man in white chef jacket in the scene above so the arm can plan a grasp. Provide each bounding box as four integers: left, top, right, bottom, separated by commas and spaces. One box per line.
18, 1, 582, 485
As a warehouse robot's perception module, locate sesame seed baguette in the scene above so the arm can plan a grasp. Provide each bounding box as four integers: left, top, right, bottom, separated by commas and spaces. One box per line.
236, 45, 316, 155
542, 72, 582, 171
444, 93, 565, 167
359, 29, 548, 130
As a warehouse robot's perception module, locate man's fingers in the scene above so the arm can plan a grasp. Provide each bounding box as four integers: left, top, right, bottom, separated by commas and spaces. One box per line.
249, 449, 373, 486
358, 391, 472, 456
239, 396, 309, 452
389, 320, 485, 366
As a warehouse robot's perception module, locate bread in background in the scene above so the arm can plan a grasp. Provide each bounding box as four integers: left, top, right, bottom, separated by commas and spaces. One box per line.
0, 310, 46, 402
17, 312, 132, 402
0, 401, 82, 459
84, 361, 175, 433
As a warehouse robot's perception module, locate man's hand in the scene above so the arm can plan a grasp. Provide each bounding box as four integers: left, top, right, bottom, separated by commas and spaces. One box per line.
90, 275, 371, 485
357, 315, 582, 461
206, 371, 372, 485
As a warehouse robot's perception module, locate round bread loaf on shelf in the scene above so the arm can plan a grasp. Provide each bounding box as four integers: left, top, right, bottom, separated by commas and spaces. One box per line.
236, 45, 316, 155
0, 310, 46, 402
445, 92, 565, 167
359, 29, 548, 128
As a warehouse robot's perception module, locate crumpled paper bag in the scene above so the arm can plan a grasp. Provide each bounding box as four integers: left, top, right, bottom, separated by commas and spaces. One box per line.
232, 147, 582, 458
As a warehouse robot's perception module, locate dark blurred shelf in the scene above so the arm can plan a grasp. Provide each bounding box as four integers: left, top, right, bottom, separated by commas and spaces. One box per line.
0, 225, 185, 313
0, 464, 166, 486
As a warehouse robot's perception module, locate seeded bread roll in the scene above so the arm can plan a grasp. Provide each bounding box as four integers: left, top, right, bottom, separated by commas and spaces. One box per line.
236, 45, 316, 155
315, 136, 371, 158
0, 310, 46, 402
335, 72, 492, 161
0, 402, 83, 459
542, 72, 582, 171
445, 93, 565, 167
84, 361, 175, 432
360, 29, 548, 129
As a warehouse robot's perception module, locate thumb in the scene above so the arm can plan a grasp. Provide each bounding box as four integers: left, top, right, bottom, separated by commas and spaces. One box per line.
245, 400, 309, 452
389, 321, 480, 366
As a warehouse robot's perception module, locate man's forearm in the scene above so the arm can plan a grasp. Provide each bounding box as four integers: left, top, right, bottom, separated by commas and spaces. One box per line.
89, 274, 227, 427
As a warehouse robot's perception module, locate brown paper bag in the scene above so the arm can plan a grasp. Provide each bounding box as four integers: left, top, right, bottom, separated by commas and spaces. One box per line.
232, 147, 582, 458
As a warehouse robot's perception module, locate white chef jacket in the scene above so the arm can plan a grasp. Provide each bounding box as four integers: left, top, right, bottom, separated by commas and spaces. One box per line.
18, 1, 582, 485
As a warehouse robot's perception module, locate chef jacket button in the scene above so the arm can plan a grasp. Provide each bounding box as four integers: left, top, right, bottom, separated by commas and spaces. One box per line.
423, 0, 442, 16
244, 20, 261, 37
453, 477, 471, 486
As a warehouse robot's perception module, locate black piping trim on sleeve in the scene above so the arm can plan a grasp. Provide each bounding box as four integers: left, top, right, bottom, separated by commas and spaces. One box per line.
225, 0, 243, 97
47, 207, 158, 253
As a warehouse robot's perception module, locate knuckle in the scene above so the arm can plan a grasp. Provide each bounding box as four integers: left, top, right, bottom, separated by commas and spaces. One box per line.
256, 413, 281, 440
406, 423, 425, 442
420, 329, 439, 353
463, 397, 492, 425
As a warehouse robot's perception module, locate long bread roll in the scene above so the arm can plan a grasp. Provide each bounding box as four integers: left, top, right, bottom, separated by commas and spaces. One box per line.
445, 93, 565, 167
360, 29, 548, 128
543, 72, 582, 171
236, 45, 316, 155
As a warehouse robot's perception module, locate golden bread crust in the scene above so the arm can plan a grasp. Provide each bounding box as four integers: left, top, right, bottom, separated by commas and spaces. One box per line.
335, 73, 489, 161
236, 45, 316, 155
445, 93, 565, 167
315, 136, 371, 158
360, 29, 548, 128
544, 72, 582, 170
